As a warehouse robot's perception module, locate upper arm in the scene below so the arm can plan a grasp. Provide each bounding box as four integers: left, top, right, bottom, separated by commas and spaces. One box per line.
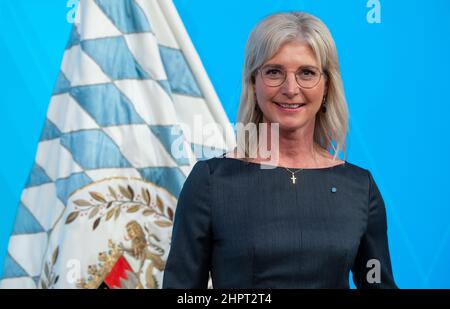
352, 170, 398, 289
162, 160, 212, 288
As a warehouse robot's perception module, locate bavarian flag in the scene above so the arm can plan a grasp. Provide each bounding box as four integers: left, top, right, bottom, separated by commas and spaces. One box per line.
0, 0, 234, 288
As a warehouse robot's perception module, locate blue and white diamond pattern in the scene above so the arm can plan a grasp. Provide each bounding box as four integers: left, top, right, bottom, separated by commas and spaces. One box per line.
0, 0, 235, 288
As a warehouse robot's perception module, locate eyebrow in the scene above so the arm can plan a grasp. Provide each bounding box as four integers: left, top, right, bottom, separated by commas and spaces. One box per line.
263, 63, 318, 70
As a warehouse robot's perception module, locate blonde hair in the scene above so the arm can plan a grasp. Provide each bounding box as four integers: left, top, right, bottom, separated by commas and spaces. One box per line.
236, 11, 349, 160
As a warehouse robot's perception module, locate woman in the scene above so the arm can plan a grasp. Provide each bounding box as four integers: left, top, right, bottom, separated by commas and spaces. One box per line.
163, 11, 397, 289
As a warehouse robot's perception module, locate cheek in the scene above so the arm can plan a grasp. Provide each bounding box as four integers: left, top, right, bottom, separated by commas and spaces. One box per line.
303, 83, 326, 104
303, 91, 322, 104
254, 79, 276, 105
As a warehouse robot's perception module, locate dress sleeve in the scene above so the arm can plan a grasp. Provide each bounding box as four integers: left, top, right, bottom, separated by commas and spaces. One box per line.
352, 171, 398, 289
162, 160, 212, 288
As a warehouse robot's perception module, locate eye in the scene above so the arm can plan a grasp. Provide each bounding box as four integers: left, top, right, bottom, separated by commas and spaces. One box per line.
262, 67, 284, 77
301, 68, 316, 76
267, 69, 282, 75
297, 67, 318, 79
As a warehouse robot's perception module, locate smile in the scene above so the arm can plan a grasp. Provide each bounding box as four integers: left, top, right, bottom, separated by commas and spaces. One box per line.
273, 102, 306, 110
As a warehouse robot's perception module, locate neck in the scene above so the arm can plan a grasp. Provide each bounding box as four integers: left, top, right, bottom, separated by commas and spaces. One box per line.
256, 120, 329, 168
278, 129, 319, 167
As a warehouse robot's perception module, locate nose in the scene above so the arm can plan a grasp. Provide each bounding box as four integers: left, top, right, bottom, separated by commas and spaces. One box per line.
281, 72, 300, 97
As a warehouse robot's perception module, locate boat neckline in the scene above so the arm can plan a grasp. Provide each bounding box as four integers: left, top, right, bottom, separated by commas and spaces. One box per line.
221, 156, 347, 170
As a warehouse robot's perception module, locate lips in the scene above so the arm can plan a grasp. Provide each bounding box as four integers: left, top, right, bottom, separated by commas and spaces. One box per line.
273, 101, 306, 110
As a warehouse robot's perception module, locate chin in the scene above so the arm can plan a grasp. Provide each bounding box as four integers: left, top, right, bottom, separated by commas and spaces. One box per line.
280, 115, 317, 131
278, 123, 305, 132
261, 110, 314, 131
273, 119, 303, 131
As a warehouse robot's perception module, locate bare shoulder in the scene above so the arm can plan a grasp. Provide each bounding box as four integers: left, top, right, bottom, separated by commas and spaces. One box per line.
316, 148, 345, 167
324, 156, 345, 167
222, 148, 243, 159
222, 151, 235, 158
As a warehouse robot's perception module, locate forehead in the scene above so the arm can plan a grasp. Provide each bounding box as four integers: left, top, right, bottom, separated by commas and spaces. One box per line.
264, 40, 319, 68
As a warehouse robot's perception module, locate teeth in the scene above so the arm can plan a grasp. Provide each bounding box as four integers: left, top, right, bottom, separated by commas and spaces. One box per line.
276, 103, 304, 109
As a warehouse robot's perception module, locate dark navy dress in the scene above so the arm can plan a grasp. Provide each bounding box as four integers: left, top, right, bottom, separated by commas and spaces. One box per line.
163, 156, 397, 289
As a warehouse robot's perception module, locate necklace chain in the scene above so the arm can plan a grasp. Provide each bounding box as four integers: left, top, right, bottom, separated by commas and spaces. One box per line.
284, 167, 303, 184
284, 167, 303, 175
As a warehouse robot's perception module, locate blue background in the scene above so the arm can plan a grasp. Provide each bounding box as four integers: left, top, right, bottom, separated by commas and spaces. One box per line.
1, 0, 450, 288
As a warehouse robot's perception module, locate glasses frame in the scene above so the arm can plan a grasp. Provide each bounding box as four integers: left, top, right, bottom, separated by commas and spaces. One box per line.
257, 65, 325, 89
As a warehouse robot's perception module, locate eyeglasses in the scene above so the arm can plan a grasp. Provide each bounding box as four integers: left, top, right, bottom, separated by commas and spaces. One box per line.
257, 65, 324, 89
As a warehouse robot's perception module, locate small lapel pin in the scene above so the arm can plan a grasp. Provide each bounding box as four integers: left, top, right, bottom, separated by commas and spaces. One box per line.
331, 187, 337, 193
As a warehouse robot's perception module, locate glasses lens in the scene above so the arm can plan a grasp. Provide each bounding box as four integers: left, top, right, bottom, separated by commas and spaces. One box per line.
260, 65, 322, 88
296, 67, 321, 89
260, 66, 286, 87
